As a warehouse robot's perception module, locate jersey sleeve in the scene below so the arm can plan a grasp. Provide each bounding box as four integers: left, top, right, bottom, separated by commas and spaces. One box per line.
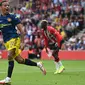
11, 14, 21, 26
41, 29, 48, 47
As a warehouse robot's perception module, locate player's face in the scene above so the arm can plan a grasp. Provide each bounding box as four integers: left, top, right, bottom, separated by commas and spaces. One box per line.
41, 23, 47, 30
0, 1, 10, 15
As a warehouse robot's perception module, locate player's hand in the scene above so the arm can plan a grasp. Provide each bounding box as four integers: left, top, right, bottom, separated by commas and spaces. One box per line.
20, 43, 25, 51
45, 47, 52, 57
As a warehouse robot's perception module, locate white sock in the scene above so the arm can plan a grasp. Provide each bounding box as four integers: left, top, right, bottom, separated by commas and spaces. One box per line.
37, 62, 39, 67
57, 61, 63, 67
54, 62, 59, 70
37, 62, 42, 67
5, 77, 11, 80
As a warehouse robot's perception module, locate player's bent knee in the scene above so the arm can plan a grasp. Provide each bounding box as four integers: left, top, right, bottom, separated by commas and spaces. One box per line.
16, 58, 25, 64
8, 55, 14, 61
8, 49, 16, 60
15, 55, 25, 64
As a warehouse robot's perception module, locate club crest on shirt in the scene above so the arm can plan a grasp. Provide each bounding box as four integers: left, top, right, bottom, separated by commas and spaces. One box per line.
7, 18, 12, 22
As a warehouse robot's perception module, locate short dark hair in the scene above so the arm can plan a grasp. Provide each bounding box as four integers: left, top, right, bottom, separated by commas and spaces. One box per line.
0, 0, 7, 6
41, 20, 48, 28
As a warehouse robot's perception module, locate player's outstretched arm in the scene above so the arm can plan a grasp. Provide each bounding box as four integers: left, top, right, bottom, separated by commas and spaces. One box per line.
17, 23, 26, 50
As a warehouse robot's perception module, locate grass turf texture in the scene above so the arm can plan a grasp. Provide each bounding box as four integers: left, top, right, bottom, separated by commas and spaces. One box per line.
0, 60, 85, 85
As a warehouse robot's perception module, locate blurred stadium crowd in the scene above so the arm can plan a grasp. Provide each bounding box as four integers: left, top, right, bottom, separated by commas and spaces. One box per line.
0, 0, 85, 53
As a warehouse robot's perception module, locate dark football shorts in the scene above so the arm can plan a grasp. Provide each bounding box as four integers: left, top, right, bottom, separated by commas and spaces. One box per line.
48, 39, 64, 51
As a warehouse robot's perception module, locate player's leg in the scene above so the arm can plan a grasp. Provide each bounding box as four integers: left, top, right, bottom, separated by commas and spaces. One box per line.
14, 55, 46, 75
7, 49, 15, 77
0, 49, 15, 84
48, 43, 63, 74
0, 38, 18, 84
14, 37, 46, 75
52, 47, 65, 74
57, 40, 65, 73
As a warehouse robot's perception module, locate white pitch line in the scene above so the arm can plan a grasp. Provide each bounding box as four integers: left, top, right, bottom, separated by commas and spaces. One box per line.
0, 69, 85, 74
0, 72, 6, 73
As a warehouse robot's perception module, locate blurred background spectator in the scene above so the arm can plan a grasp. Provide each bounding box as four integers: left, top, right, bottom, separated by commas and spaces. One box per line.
0, 0, 85, 55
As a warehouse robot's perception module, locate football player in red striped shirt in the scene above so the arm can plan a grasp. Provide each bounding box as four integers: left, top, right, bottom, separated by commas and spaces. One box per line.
40, 20, 65, 74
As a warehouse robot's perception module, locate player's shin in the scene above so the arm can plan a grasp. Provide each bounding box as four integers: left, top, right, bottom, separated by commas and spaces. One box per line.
54, 57, 65, 73
7, 60, 14, 78
24, 59, 37, 66
0, 61, 14, 84
57, 60, 63, 67
54, 58, 60, 74
24, 59, 46, 75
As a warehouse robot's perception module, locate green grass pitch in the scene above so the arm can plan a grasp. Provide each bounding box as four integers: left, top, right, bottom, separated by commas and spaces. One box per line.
0, 60, 85, 85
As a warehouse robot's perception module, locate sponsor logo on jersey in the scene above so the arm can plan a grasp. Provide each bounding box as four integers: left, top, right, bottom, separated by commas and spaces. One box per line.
7, 18, 12, 22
